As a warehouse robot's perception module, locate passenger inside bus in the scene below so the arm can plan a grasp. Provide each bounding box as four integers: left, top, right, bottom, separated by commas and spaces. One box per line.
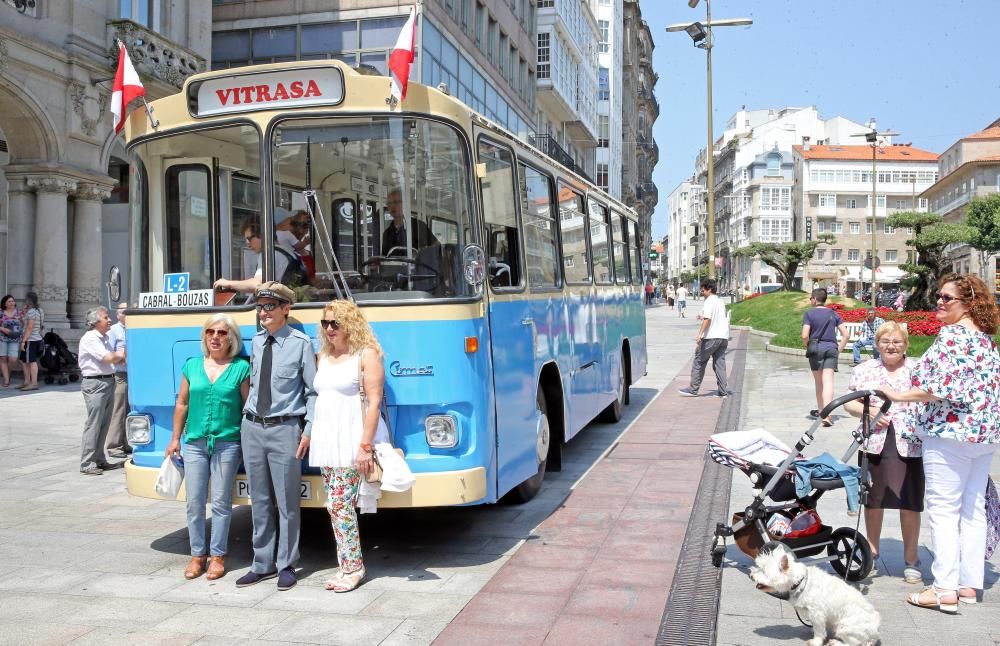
213, 221, 307, 299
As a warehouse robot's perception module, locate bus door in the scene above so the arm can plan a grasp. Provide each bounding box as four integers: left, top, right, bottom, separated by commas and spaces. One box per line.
476, 136, 538, 495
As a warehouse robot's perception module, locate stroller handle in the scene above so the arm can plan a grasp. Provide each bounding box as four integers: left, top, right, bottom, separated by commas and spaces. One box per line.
820, 389, 892, 420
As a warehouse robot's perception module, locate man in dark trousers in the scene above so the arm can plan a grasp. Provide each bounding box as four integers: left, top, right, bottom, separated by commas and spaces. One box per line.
235, 281, 317, 591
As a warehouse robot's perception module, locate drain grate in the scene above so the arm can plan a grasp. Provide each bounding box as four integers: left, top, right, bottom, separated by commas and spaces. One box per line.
655, 333, 747, 646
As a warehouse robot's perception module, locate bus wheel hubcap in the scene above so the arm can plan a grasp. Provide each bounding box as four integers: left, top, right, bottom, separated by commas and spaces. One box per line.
535, 414, 550, 465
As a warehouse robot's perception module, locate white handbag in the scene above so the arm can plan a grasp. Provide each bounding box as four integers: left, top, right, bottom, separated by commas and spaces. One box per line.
154, 455, 184, 499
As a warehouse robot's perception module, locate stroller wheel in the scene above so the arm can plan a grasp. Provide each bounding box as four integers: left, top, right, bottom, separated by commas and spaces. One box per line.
69, 374, 80, 382
44, 375, 55, 384
828, 527, 873, 581
710, 538, 726, 567
58, 377, 69, 385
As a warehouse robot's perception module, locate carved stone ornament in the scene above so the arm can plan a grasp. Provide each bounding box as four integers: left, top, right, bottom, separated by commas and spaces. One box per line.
69, 288, 102, 304
69, 81, 100, 138
74, 183, 112, 202
27, 177, 77, 194
0, 38, 7, 74
39, 284, 69, 301
111, 20, 207, 90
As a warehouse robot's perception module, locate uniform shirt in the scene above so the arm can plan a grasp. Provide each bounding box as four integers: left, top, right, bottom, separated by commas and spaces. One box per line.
244, 324, 318, 436
702, 293, 730, 340
107, 321, 127, 373
78, 329, 115, 377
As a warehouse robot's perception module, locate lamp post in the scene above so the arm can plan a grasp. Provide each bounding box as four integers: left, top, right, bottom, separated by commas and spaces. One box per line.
667, 2, 751, 280
852, 119, 898, 308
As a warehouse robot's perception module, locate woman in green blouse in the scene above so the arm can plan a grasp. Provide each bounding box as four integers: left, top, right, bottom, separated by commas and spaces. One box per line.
167, 314, 250, 581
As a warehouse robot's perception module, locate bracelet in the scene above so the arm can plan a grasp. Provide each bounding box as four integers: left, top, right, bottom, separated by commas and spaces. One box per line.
359, 443, 373, 452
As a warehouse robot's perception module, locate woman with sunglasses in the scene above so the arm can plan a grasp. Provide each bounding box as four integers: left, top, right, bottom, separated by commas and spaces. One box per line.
166, 314, 250, 581
880, 274, 1000, 613
309, 299, 388, 593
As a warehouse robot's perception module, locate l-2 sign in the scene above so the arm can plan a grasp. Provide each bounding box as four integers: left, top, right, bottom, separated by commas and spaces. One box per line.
191, 67, 345, 117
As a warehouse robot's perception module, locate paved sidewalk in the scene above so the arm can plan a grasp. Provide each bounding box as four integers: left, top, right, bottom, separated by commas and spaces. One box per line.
716, 333, 1000, 646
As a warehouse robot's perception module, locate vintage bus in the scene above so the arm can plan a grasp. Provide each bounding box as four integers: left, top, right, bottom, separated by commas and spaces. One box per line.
121, 60, 647, 506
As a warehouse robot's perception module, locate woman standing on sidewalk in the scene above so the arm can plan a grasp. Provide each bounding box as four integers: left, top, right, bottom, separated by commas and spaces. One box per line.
0, 295, 22, 388
166, 314, 250, 581
845, 321, 923, 584
881, 273, 999, 613
17, 292, 42, 391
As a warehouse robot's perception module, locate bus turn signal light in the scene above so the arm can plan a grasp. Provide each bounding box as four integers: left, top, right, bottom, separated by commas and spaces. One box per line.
465, 336, 478, 353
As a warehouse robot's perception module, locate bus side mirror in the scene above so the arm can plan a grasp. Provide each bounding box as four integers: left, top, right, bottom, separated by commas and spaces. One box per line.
107, 265, 122, 303
462, 244, 486, 287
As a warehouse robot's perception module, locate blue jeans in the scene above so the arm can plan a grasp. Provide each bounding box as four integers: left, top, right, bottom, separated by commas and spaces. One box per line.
852, 338, 880, 364
183, 438, 242, 557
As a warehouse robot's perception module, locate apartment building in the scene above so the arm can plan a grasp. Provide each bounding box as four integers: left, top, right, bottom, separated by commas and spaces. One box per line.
211, 0, 537, 140
621, 0, 657, 250
0, 1, 209, 327
921, 118, 1000, 293
665, 180, 700, 283
595, 0, 623, 198
534, 0, 599, 181
793, 143, 938, 295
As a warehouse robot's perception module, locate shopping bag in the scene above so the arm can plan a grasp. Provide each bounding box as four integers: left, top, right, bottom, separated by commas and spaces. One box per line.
154, 455, 184, 499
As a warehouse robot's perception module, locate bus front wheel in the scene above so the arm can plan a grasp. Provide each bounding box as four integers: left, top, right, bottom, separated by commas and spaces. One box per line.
505, 390, 550, 503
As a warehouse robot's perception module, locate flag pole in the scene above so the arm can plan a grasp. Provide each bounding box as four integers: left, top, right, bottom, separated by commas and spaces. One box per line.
139, 96, 159, 129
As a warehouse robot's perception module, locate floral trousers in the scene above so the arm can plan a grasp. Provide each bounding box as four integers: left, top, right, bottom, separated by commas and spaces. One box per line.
320, 466, 364, 574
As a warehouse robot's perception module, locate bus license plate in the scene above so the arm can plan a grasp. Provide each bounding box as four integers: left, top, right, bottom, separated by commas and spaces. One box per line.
236, 478, 311, 500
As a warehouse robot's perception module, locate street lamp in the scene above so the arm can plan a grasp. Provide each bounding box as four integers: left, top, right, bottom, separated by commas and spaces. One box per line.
667, 2, 752, 279
852, 119, 898, 308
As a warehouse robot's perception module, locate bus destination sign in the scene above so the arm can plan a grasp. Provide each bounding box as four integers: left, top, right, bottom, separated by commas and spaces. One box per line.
193, 68, 345, 117
139, 289, 213, 309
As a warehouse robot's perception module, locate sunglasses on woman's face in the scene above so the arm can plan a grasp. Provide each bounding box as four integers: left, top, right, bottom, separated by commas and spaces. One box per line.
936, 292, 961, 304
320, 319, 340, 330
204, 328, 229, 338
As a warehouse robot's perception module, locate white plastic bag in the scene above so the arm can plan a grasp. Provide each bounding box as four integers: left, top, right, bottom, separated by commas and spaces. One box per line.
154, 455, 184, 499
375, 443, 415, 493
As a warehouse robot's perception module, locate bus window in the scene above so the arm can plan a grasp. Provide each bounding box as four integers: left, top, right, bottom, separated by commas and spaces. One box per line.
611, 211, 628, 285
559, 186, 591, 284
629, 219, 643, 283
588, 199, 613, 284
130, 124, 261, 295
518, 163, 559, 290
478, 139, 523, 290
271, 116, 474, 301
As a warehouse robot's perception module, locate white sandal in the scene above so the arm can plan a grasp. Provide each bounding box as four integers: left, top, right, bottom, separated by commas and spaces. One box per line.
959, 587, 977, 604
906, 585, 958, 614
324, 567, 365, 593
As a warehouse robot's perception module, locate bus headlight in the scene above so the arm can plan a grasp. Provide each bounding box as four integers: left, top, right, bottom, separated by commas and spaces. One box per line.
425, 415, 457, 448
126, 414, 153, 445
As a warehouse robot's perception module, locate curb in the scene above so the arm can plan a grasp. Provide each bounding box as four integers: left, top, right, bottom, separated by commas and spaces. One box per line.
729, 324, 854, 364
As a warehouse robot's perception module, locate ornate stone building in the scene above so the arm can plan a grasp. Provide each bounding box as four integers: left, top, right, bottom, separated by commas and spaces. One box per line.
621, 0, 657, 253
0, 1, 208, 332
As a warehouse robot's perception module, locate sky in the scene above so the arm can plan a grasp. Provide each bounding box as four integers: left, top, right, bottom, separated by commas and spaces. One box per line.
645, 0, 1000, 240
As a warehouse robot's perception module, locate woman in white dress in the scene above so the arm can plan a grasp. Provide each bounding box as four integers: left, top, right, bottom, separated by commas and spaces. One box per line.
310, 299, 386, 593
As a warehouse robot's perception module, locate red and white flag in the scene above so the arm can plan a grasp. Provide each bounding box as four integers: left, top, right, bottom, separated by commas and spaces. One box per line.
388, 4, 418, 103
110, 40, 145, 134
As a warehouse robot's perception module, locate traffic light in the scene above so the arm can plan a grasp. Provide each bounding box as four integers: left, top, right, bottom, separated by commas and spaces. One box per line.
648, 250, 659, 260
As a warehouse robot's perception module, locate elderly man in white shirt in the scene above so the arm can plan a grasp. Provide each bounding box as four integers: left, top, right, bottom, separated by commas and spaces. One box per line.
78, 306, 126, 475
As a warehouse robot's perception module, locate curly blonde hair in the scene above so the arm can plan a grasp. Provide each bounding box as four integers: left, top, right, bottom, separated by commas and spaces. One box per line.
939, 273, 999, 335
317, 299, 383, 358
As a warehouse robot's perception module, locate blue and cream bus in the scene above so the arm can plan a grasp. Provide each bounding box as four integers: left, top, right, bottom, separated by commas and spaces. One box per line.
121, 60, 647, 506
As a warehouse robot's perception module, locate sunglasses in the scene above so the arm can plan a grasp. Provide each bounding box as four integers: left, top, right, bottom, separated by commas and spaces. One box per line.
204, 329, 229, 337
936, 292, 962, 304
245, 235, 258, 243
255, 302, 282, 311
320, 319, 340, 330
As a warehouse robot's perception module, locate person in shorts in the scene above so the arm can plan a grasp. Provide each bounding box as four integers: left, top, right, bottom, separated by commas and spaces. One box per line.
0, 294, 22, 387
676, 284, 688, 317
18, 291, 43, 391
801, 288, 848, 426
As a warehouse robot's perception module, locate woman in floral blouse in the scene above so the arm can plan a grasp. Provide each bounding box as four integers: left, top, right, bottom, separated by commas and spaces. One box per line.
846, 321, 923, 583
882, 273, 1000, 614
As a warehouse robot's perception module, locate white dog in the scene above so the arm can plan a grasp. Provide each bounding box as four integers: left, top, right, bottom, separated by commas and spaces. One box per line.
749, 543, 880, 646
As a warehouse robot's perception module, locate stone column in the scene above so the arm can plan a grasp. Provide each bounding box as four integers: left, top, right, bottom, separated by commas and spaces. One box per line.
5, 179, 36, 298
69, 183, 113, 325
28, 177, 76, 326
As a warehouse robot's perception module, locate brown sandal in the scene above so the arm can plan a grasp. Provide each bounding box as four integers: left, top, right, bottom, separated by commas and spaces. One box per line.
206, 556, 226, 580
184, 555, 208, 580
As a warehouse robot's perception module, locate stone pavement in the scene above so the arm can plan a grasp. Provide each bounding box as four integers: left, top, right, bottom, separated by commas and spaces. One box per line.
0, 301, 711, 645
716, 333, 1000, 646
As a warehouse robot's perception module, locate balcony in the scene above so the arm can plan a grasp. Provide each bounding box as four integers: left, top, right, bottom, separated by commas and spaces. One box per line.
638, 86, 660, 116
110, 19, 206, 89
529, 134, 593, 183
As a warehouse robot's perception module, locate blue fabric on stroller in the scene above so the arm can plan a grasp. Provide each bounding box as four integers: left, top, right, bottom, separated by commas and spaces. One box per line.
792, 452, 861, 512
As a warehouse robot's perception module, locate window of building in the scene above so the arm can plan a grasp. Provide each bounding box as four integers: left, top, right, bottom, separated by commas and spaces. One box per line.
597, 163, 609, 189
487, 18, 497, 63
537, 32, 550, 79
883, 223, 894, 234
538, 0, 553, 6
475, 2, 485, 49
849, 221, 860, 234
760, 186, 790, 211
867, 194, 887, 209
766, 152, 781, 176
885, 249, 898, 262
846, 198, 857, 209
919, 197, 928, 210
598, 67, 609, 100
818, 193, 836, 208
817, 221, 826, 233
759, 218, 791, 242
832, 249, 842, 261
461, 0, 472, 33
895, 199, 906, 209
816, 248, 826, 260
847, 249, 860, 262
121, 0, 160, 31
598, 116, 609, 147
866, 222, 873, 235
830, 221, 843, 234
599, 20, 610, 53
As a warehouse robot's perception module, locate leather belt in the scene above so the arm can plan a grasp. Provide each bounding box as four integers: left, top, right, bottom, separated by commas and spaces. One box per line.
244, 412, 302, 425
83, 374, 114, 380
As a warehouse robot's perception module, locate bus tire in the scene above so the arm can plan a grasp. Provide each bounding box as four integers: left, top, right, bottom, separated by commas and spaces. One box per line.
505, 390, 550, 503
599, 354, 627, 423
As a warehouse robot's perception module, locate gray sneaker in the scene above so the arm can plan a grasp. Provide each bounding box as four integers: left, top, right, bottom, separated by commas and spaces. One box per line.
80, 466, 103, 476
678, 387, 698, 397
716, 390, 731, 398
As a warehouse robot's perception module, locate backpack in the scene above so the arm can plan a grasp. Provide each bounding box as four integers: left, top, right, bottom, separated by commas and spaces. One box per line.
275, 246, 309, 287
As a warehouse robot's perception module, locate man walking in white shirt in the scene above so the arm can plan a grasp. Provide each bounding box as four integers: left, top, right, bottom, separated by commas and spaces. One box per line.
678, 278, 730, 398
675, 284, 688, 318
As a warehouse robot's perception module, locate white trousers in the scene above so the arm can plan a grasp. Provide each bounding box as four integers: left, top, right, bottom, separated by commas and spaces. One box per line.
922, 435, 996, 591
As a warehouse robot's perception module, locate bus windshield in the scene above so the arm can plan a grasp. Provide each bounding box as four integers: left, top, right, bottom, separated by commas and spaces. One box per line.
129, 116, 475, 305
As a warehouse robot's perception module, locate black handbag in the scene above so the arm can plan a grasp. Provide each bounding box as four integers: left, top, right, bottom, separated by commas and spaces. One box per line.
806, 339, 819, 358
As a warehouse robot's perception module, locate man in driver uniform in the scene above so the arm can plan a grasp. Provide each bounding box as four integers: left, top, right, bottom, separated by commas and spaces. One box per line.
381, 188, 437, 255
214, 222, 289, 296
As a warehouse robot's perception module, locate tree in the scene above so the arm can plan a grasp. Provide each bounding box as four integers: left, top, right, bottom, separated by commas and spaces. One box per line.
733, 234, 835, 291
887, 210, 975, 311
964, 194, 1000, 282
679, 265, 708, 285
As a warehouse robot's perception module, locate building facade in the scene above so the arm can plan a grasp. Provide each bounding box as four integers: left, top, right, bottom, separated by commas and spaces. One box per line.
533, 0, 598, 181
0, 1, 209, 331
921, 119, 1000, 293
665, 179, 699, 283
793, 143, 938, 295
212, 0, 537, 141
595, 0, 622, 199
621, 0, 657, 252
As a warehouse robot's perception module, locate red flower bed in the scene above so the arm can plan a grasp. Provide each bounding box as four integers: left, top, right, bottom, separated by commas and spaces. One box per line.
834, 305, 942, 336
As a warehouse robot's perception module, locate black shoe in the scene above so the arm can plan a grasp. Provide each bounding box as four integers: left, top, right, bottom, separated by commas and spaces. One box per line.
235, 570, 277, 588
97, 461, 124, 470
716, 390, 731, 398
808, 409, 820, 419
276, 567, 297, 591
